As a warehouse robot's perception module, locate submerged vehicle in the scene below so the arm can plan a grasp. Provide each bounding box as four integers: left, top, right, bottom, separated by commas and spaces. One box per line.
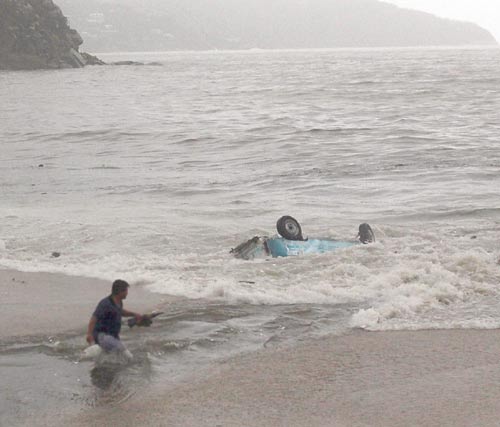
231, 216, 375, 261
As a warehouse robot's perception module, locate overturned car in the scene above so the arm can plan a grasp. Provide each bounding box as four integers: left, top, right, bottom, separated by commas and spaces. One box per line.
231, 216, 375, 260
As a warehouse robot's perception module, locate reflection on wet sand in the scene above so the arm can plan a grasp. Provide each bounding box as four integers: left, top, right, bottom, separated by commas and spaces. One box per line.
88, 355, 153, 406
91, 365, 121, 390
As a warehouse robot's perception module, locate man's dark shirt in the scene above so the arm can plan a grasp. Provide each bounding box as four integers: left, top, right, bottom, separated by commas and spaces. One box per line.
92, 295, 123, 342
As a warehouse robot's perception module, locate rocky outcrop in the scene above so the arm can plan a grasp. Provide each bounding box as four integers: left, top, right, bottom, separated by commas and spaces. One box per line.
0, 0, 103, 70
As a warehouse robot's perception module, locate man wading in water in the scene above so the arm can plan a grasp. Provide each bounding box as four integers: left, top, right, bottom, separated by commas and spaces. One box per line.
86, 279, 143, 357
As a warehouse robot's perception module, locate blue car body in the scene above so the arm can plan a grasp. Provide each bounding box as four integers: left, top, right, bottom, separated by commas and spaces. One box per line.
266, 237, 359, 257
231, 236, 360, 260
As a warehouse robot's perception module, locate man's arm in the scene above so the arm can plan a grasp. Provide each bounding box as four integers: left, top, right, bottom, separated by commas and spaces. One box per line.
86, 315, 97, 345
122, 309, 142, 321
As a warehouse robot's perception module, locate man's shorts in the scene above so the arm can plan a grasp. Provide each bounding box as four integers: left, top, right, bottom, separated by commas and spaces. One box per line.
97, 333, 126, 353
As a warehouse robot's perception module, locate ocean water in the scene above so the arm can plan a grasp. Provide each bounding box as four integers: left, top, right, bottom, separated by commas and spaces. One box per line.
1, 47, 500, 334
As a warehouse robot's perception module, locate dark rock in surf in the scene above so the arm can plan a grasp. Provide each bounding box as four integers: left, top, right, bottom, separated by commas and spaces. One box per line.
109, 60, 163, 66
110, 61, 146, 66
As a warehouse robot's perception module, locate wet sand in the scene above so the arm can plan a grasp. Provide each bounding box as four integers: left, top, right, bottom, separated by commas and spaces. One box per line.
64, 328, 500, 427
3, 269, 500, 427
0, 269, 171, 427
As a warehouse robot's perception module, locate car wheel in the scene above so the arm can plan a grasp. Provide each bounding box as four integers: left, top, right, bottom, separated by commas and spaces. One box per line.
358, 223, 375, 244
277, 216, 304, 241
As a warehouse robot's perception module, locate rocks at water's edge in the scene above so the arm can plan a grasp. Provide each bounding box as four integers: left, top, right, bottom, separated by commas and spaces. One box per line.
0, 0, 104, 70
110, 61, 163, 66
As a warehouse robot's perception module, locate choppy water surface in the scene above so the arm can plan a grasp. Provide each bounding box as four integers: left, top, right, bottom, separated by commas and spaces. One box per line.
1, 47, 500, 333
2, 46, 500, 424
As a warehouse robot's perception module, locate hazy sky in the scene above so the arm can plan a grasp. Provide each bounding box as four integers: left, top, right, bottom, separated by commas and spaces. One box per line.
387, 0, 500, 42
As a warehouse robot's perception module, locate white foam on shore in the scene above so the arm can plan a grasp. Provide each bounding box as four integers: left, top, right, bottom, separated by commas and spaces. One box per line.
348, 246, 500, 331
1, 222, 499, 332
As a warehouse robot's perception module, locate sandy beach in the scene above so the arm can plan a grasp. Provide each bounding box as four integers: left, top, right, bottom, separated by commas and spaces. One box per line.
67, 328, 500, 427
2, 269, 500, 427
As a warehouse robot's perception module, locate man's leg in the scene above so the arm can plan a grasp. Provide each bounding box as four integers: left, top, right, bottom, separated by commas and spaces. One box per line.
97, 333, 126, 353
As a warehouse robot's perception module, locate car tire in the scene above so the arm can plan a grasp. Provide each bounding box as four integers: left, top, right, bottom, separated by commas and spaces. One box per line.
358, 223, 375, 244
276, 216, 304, 241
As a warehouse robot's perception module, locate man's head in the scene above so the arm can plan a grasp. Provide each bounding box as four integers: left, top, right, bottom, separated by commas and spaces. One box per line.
111, 279, 129, 299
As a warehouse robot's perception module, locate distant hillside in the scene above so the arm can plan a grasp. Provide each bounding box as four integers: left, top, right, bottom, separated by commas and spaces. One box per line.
57, 0, 497, 53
